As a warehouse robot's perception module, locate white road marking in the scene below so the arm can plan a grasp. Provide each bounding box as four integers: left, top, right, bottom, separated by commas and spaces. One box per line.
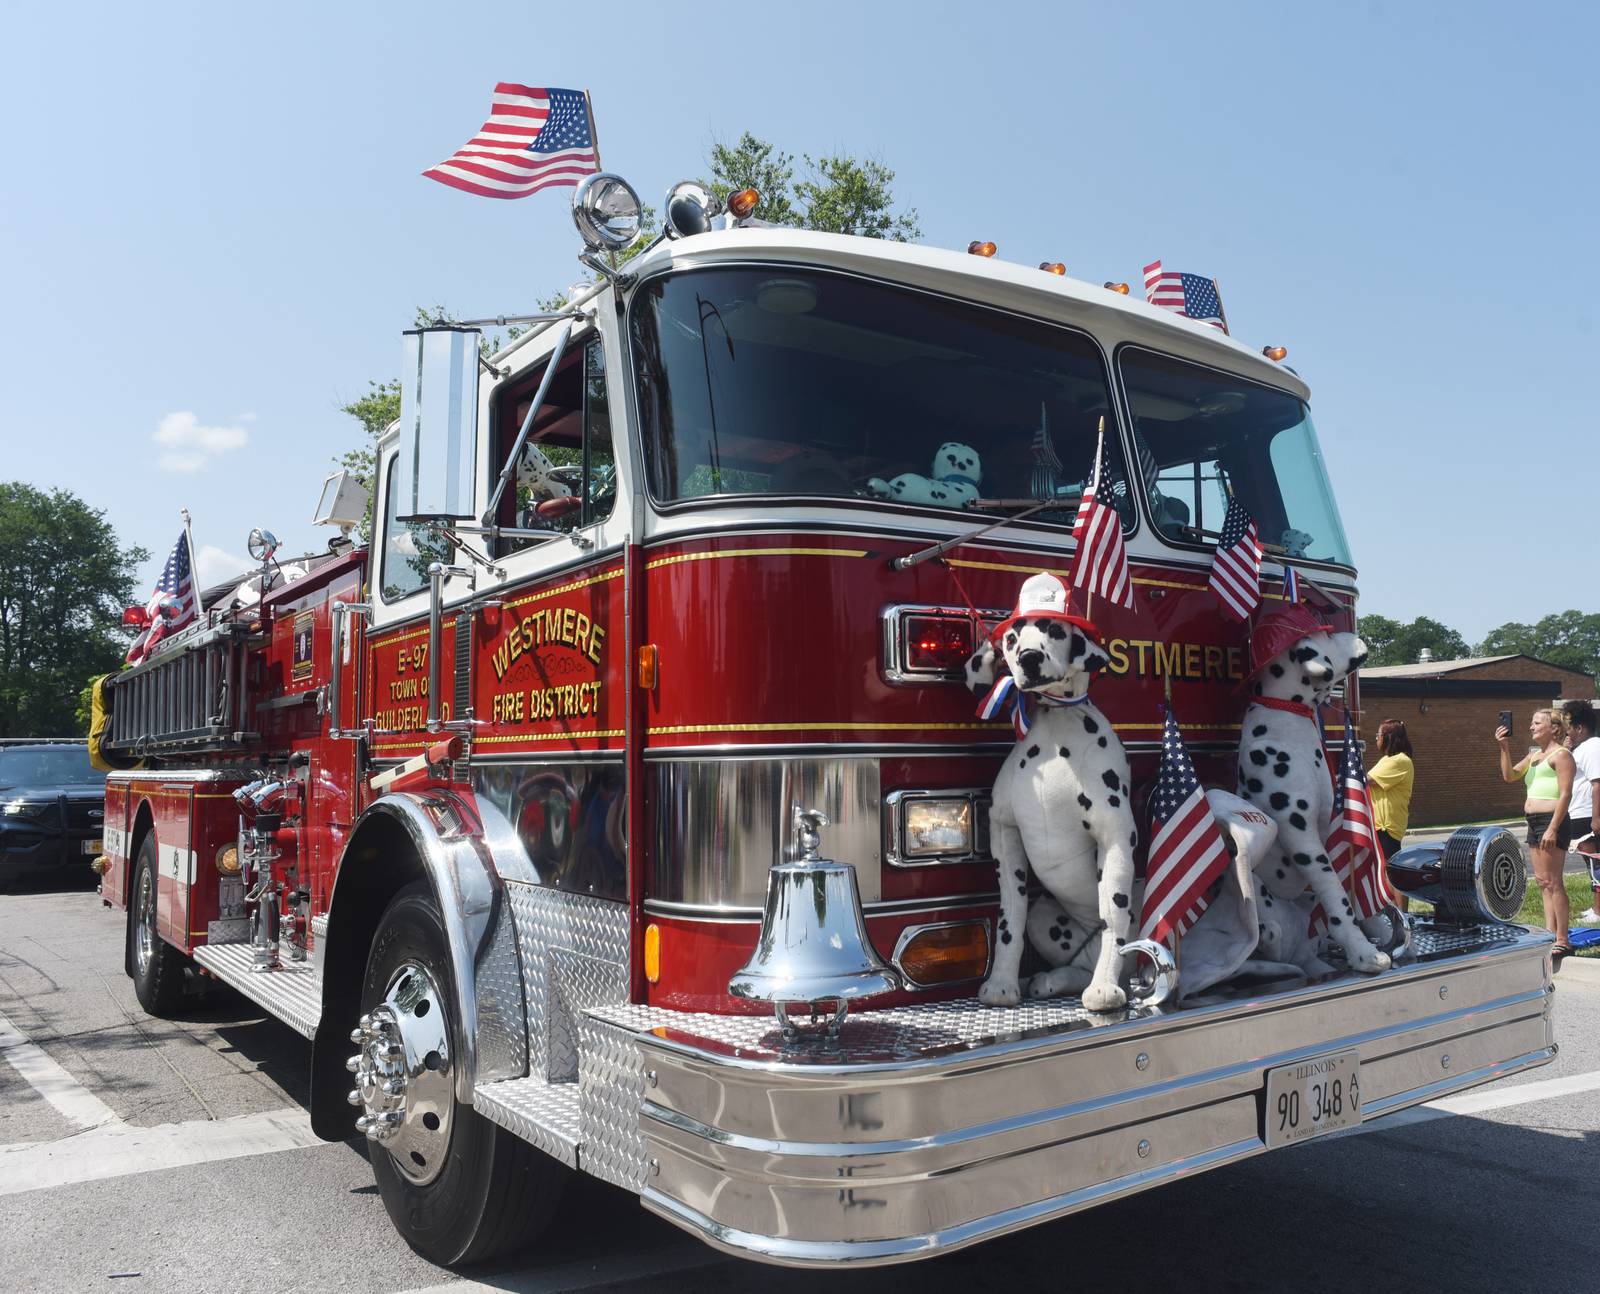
0, 1008, 121, 1132
391, 1241, 723, 1293
0, 1108, 323, 1196
1370, 1067, 1600, 1130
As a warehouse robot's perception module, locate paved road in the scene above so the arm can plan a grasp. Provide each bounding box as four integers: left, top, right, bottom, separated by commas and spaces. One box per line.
3, 869, 1598, 1294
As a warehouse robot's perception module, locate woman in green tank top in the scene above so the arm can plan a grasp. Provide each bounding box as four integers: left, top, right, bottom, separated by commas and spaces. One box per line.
1498, 707, 1576, 960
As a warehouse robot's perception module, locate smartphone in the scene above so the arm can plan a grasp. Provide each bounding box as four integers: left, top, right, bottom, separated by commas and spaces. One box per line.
1498, 709, 1513, 734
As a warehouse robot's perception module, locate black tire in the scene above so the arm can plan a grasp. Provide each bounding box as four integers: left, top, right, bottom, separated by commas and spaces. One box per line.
129, 833, 186, 1015
364, 881, 566, 1266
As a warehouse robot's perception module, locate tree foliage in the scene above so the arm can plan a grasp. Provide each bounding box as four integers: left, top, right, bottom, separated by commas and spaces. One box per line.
0, 483, 148, 737
1359, 614, 1472, 667
704, 133, 921, 240
1479, 611, 1600, 681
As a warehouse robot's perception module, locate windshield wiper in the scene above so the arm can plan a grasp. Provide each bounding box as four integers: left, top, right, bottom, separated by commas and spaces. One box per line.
892, 497, 1069, 571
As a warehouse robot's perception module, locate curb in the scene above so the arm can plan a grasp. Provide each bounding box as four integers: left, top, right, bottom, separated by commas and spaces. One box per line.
1558, 952, 1600, 982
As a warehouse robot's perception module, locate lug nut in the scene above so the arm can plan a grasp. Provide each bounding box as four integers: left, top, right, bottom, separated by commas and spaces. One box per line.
379, 1043, 402, 1061
383, 1079, 404, 1096
345, 1054, 362, 1073
347, 1089, 363, 1106
355, 1115, 372, 1131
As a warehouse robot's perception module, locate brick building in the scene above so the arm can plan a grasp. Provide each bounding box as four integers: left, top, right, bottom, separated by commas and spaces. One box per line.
1357, 655, 1596, 828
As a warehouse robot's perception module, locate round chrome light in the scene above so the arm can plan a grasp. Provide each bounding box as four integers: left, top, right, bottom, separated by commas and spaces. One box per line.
571, 172, 644, 252
247, 527, 279, 562
215, 843, 241, 876
663, 181, 721, 239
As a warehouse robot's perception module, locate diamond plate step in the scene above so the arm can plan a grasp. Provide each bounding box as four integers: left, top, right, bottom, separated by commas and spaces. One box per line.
472, 1076, 581, 1167
193, 943, 322, 1039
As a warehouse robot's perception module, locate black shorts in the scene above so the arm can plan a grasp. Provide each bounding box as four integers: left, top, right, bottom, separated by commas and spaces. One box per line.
1526, 812, 1573, 849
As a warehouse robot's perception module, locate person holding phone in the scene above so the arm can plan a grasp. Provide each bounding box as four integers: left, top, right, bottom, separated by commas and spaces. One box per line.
1560, 699, 1600, 923
1497, 708, 1576, 961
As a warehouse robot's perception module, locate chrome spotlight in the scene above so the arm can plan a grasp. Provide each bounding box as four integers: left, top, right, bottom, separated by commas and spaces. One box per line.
572, 172, 644, 252
247, 527, 279, 562
662, 181, 722, 239
729, 809, 900, 1037
1386, 825, 1527, 924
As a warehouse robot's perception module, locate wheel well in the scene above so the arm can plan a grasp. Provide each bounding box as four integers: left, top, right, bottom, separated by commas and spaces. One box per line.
309, 814, 427, 1139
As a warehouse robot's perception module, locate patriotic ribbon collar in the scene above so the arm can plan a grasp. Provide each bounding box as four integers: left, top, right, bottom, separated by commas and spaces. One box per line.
1250, 695, 1318, 720
977, 674, 1090, 739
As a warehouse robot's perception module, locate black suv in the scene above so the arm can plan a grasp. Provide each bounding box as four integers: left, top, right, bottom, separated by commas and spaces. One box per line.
0, 743, 107, 886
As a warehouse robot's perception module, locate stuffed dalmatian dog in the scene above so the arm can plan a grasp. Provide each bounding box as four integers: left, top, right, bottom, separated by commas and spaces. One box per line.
517, 444, 573, 502
1236, 605, 1388, 974
867, 442, 982, 509
964, 573, 1137, 1012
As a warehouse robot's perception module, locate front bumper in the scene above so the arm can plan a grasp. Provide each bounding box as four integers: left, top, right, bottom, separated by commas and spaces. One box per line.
610, 924, 1553, 1267
0, 822, 103, 879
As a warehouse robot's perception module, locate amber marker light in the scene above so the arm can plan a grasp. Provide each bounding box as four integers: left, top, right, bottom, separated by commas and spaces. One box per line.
895, 921, 991, 987
1104, 281, 1130, 294
644, 923, 662, 983
1263, 345, 1289, 361
638, 643, 659, 690
728, 187, 760, 219
967, 240, 997, 257
1038, 262, 1066, 275
215, 843, 241, 876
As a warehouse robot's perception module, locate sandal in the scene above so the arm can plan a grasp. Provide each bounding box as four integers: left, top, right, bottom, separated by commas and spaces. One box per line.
1552, 942, 1573, 966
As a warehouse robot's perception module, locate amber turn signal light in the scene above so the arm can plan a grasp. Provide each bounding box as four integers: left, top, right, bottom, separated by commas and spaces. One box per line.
644, 923, 661, 983
638, 643, 659, 690
895, 921, 990, 987
1262, 345, 1288, 361
1038, 261, 1066, 275
728, 187, 760, 219
967, 240, 997, 257
1104, 281, 1130, 294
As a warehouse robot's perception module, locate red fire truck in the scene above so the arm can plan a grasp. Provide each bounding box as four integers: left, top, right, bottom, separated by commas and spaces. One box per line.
95, 174, 1552, 1268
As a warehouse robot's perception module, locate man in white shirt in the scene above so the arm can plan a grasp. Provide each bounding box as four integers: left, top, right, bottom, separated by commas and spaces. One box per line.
1561, 700, 1600, 923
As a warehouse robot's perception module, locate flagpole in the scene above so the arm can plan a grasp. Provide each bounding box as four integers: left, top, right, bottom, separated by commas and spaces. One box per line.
581, 89, 601, 172
1163, 673, 1182, 979
179, 507, 201, 625
1213, 278, 1230, 336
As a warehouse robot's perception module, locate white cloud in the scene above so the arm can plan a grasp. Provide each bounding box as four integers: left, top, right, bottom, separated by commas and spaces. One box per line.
153, 411, 250, 472
195, 544, 253, 589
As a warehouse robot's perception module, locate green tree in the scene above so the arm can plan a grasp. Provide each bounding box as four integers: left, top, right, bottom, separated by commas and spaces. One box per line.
1480, 610, 1600, 680
703, 132, 920, 240
1359, 614, 1471, 667
0, 483, 148, 736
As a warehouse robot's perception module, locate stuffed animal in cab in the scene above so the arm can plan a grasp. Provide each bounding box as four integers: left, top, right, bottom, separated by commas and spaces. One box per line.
867, 442, 982, 508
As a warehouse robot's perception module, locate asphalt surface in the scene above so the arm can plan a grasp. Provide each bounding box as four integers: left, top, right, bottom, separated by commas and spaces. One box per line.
3, 865, 1599, 1294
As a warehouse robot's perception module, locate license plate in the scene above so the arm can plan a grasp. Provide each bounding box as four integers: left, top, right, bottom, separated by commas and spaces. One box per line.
82, 838, 103, 855
1264, 1050, 1361, 1148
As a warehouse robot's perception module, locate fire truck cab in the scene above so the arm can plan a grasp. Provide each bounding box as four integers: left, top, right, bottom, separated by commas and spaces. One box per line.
97, 174, 1553, 1269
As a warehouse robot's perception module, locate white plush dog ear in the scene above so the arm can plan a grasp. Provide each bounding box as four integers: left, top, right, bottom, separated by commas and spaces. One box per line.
964, 639, 999, 696
1073, 630, 1112, 674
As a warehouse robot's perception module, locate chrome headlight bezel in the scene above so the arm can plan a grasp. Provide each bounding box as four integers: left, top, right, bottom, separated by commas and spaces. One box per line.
884, 788, 992, 867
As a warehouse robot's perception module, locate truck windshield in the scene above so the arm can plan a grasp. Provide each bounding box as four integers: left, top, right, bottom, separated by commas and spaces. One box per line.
1119, 348, 1353, 568
0, 747, 101, 787
630, 266, 1133, 527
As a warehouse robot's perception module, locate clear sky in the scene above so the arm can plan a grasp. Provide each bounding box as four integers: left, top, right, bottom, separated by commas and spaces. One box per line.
2, 1, 1593, 644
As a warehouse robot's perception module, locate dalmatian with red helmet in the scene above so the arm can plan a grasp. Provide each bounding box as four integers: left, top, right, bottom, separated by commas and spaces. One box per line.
964, 573, 1138, 1012
1236, 603, 1388, 973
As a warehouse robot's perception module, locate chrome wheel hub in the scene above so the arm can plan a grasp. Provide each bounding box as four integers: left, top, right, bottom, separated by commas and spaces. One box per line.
134, 864, 156, 977
347, 961, 453, 1185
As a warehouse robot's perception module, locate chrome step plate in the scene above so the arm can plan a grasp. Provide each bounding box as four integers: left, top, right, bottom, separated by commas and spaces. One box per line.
193, 943, 322, 1039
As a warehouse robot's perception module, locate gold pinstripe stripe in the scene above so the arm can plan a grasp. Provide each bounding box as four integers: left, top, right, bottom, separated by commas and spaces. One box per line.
504, 567, 623, 610
646, 547, 868, 570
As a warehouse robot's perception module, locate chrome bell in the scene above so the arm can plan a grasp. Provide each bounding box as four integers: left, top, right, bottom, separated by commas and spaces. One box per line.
729, 808, 901, 1038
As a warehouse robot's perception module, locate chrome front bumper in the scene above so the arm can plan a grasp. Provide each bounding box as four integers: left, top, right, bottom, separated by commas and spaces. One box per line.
598, 925, 1553, 1267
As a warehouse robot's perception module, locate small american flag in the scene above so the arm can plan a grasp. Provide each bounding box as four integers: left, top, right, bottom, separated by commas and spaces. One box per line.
126, 531, 197, 665
1316, 714, 1393, 929
1070, 424, 1134, 610
1282, 565, 1301, 605
1140, 708, 1233, 946
423, 84, 598, 200
1143, 260, 1228, 333
1208, 495, 1262, 621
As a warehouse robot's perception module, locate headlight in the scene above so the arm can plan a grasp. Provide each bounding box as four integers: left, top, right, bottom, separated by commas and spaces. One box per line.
3, 801, 37, 818
886, 790, 989, 865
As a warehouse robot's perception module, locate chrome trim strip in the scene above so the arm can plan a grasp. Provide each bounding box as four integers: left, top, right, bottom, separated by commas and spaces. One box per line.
645, 743, 1011, 760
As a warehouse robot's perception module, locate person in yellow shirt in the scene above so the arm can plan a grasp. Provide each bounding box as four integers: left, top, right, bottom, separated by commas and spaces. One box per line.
1368, 719, 1415, 860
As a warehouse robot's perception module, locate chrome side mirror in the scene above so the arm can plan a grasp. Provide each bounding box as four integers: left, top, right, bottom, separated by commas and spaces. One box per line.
396, 326, 482, 523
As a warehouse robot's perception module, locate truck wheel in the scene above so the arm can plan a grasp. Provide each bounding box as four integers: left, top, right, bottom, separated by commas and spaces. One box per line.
354, 881, 566, 1266
129, 834, 185, 1015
